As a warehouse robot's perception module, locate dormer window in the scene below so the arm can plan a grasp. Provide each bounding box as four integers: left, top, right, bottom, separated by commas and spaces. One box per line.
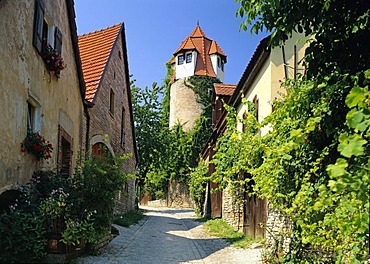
178, 54, 184, 65
217, 56, 224, 71
186, 53, 192, 63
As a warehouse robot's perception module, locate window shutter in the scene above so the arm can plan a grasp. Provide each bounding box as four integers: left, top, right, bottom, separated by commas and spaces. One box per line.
32, 0, 45, 53
54, 27, 63, 55
253, 95, 259, 121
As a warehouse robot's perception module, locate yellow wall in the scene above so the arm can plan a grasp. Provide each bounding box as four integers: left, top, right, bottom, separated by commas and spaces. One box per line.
0, 0, 85, 193
236, 33, 307, 136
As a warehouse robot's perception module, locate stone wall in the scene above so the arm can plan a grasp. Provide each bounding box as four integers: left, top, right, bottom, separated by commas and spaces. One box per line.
169, 78, 203, 131
222, 186, 244, 232
0, 0, 85, 194
87, 28, 137, 213
167, 181, 193, 208
265, 203, 293, 254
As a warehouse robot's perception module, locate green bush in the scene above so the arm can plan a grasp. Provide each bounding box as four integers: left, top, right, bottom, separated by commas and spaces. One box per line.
69, 153, 133, 232
0, 209, 47, 263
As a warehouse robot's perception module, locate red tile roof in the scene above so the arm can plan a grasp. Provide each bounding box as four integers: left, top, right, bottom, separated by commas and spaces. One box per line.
214, 83, 237, 96
78, 23, 122, 102
173, 25, 226, 78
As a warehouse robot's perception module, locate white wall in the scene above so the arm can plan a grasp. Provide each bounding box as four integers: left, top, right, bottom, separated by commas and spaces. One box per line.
175, 51, 197, 79
210, 54, 225, 82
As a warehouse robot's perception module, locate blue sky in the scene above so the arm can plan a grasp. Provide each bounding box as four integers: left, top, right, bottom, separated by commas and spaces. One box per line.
74, 0, 268, 90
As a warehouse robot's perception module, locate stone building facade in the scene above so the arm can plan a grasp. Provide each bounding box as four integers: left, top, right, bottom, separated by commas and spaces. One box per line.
0, 0, 86, 209
78, 23, 138, 213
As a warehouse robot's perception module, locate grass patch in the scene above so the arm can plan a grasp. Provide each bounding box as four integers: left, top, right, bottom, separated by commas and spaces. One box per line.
204, 219, 255, 248
113, 209, 144, 227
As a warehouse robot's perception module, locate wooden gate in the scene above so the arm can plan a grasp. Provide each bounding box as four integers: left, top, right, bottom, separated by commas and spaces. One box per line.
243, 194, 267, 239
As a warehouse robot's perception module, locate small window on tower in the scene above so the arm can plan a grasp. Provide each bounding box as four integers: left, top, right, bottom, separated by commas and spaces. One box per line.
178, 54, 184, 65
186, 53, 192, 63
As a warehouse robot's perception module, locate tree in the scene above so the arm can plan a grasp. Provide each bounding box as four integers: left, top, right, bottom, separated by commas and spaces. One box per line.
131, 79, 166, 194
236, 0, 370, 77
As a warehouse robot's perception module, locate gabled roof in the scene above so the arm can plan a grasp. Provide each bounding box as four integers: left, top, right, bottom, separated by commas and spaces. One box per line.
173, 25, 227, 78
78, 23, 122, 103
214, 83, 236, 96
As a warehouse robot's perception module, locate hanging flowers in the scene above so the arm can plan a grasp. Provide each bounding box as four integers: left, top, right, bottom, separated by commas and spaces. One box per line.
21, 131, 53, 160
41, 43, 66, 78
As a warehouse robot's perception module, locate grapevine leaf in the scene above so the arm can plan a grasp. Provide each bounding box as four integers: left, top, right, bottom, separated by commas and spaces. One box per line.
345, 86, 366, 108
338, 133, 367, 158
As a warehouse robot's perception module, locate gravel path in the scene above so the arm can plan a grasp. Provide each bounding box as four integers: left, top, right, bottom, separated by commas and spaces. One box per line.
76, 206, 263, 264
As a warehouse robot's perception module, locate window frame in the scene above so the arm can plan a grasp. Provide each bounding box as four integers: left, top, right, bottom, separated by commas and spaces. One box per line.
27, 100, 41, 133
186, 53, 192, 63
58, 126, 73, 178
177, 54, 184, 65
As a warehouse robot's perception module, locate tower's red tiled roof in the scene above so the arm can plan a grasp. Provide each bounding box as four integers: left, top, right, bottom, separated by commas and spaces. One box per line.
214, 83, 236, 96
78, 23, 122, 102
173, 25, 227, 78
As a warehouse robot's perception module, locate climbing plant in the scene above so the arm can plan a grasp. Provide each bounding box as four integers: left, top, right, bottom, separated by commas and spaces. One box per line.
195, 1, 370, 262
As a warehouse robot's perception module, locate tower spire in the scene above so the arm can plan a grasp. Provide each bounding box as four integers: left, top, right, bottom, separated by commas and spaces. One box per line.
197, 20, 199, 26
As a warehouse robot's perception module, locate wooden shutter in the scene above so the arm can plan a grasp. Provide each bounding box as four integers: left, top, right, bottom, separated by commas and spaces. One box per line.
242, 112, 247, 133
32, 0, 45, 53
54, 27, 63, 55
253, 95, 259, 121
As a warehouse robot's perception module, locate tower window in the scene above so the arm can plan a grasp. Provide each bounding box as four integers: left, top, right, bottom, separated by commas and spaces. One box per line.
217, 57, 224, 71
186, 53, 192, 63
178, 54, 184, 65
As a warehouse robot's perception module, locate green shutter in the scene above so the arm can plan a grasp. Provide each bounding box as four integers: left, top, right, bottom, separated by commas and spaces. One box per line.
54, 26, 63, 55
32, 0, 45, 53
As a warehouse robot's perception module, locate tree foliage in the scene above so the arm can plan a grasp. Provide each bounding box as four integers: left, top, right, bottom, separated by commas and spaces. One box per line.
236, 0, 370, 77
132, 73, 219, 199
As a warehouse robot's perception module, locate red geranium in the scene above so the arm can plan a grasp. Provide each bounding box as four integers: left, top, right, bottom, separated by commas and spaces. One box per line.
21, 131, 53, 160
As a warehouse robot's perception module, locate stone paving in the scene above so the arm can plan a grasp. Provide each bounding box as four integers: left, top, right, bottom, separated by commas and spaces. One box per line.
76, 206, 263, 264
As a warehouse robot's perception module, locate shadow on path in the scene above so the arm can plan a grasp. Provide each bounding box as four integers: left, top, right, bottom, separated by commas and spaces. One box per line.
76, 206, 262, 264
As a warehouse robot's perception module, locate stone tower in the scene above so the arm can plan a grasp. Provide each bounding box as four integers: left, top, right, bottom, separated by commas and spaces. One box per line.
169, 25, 227, 131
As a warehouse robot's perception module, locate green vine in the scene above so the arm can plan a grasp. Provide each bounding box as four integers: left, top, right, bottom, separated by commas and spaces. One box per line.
208, 70, 369, 263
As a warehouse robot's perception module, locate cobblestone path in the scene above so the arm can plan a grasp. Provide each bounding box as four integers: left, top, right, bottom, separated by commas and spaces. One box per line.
76, 206, 262, 264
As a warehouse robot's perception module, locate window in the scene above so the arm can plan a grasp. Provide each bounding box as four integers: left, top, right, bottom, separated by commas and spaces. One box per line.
186, 53, 192, 63
178, 54, 184, 65
58, 126, 73, 178
217, 57, 224, 71
33, 0, 63, 55
109, 89, 115, 115
120, 107, 126, 146
27, 100, 41, 132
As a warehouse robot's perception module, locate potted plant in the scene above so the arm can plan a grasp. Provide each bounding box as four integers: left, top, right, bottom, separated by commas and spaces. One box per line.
21, 131, 53, 160
39, 188, 68, 253
41, 43, 66, 78
61, 211, 96, 256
